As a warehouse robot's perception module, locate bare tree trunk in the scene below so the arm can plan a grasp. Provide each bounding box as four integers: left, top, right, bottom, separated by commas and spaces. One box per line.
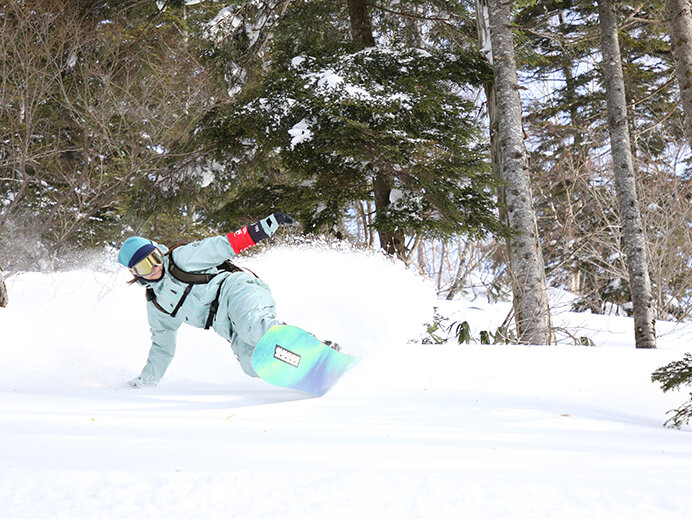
597, 0, 656, 348
372, 172, 407, 258
0, 268, 7, 307
475, 0, 501, 194
666, 0, 692, 151
485, 0, 552, 344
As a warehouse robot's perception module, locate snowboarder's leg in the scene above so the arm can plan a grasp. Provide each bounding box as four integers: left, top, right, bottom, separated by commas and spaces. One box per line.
226, 277, 281, 377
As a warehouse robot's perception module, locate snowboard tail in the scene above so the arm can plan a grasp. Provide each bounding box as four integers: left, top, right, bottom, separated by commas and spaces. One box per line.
251, 325, 358, 396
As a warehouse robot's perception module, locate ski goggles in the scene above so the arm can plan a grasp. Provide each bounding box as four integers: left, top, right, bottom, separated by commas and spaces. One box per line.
129, 249, 164, 277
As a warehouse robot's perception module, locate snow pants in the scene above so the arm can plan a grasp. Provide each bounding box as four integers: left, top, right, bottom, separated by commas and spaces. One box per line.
218, 272, 281, 377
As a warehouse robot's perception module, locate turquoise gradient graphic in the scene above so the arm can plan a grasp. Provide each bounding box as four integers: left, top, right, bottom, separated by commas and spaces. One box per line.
251, 325, 358, 396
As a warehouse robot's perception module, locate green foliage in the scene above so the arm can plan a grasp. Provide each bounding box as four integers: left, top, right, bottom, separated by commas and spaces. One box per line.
0, 0, 508, 263
579, 336, 596, 347
422, 314, 519, 346
422, 309, 449, 344
422, 311, 472, 345
201, 0, 505, 246
652, 353, 692, 394
660, 400, 692, 430
452, 321, 472, 344
479, 326, 518, 345
652, 353, 692, 428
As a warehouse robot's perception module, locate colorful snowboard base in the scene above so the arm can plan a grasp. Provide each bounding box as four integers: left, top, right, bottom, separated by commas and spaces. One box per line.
251, 325, 359, 396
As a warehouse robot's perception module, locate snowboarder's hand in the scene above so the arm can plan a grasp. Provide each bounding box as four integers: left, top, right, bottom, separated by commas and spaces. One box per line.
127, 376, 154, 389
272, 211, 296, 227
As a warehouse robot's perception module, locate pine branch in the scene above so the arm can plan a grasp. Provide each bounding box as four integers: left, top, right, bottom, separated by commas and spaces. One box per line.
663, 398, 692, 429
367, 2, 461, 27
652, 353, 692, 393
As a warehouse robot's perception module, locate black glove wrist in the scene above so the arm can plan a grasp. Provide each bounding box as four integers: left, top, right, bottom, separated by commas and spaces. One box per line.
273, 211, 295, 226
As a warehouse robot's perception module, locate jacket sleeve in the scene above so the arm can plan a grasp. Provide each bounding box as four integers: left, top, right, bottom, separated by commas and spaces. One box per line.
172, 214, 282, 271
138, 301, 181, 385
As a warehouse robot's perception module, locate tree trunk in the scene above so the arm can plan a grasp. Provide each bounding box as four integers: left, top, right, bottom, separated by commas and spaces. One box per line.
666, 0, 692, 151
347, 0, 376, 46
372, 172, 407, 258
486, 0, 552, 344
475, 0, 501, 191
0, 268, 7, 308
346, 0, 407, 259
597, 0, 656, 348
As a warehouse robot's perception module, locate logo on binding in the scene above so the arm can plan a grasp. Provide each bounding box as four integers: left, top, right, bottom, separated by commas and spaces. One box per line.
274, 345, 301, 367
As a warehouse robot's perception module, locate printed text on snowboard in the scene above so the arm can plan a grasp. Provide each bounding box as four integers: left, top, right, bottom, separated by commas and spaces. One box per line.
274, 345, 301, 367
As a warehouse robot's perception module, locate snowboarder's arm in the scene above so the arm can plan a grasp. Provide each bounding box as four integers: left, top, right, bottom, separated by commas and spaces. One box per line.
134, 303, 182, 387
171, 212, 294, 270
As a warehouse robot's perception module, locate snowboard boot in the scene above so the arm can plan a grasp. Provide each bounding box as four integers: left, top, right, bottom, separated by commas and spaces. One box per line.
301, 326, 342, 352
323, 340, 341, 352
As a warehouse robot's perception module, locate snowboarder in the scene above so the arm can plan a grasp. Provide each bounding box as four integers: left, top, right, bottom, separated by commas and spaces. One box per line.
118, 212, 297, 388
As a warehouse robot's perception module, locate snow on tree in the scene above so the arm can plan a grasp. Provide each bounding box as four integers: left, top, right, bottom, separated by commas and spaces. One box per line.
203, 0, 506, 260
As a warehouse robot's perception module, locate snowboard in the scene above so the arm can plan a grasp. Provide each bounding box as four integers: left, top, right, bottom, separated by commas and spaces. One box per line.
251, 325, 358, 396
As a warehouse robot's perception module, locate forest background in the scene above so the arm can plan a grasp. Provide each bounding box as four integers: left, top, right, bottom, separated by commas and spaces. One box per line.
1, 0, 691, 330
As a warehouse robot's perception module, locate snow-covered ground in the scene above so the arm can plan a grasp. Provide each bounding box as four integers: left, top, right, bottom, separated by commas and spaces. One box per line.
1, 243, 691, 518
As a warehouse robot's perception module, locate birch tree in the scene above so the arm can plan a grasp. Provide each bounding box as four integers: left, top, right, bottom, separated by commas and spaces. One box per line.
485, 0, 552, 344
666, 0, 692, 150
597, 0, 657, 348
0, 268, 7, 307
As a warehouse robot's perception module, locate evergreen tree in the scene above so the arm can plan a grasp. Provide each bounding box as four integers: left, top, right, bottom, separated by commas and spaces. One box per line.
200, 0, 506, 259
652, 353, 692, 427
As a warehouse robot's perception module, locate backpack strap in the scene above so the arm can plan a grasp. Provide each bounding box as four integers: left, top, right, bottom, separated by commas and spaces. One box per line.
146, 287, 171, 316
146, 281, 222, 328
169, 283, 193, 318
204, 278, 227, 330
167, 253, 242, 284
146, 253, 244, 326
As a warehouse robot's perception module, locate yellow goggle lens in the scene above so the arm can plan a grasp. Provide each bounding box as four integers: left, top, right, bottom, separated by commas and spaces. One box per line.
129, 250, 163, 277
